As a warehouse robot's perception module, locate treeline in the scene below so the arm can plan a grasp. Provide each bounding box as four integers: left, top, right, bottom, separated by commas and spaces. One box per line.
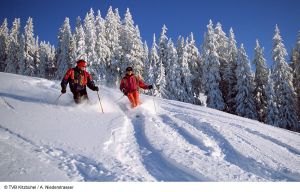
0, 7, 299, 131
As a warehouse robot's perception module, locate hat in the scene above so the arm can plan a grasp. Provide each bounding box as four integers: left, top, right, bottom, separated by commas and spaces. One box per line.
126, 66, 133, 71
76, 60, 87, 68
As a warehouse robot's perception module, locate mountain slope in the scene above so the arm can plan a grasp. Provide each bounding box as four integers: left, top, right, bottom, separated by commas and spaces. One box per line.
0, 72, 299, 181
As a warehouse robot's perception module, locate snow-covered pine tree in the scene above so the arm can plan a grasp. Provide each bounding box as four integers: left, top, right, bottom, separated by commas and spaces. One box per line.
202, 20, 225, 110
23, 17, 36, 76
290, 31, 300, 120
120, 8, 135, 73
272, 25, 299, 131
177, 36, 185, 67
74, 17, 86, 61
201, 24, 211, 93
166, 39, 180, 100
253, 40, 269, 122
5, 18, 21, 74
186, 33, 202, 104
84, 8, 97, 78
114, 8, 122, 32
113, 8, 123, 84
235, 44, 257, 119
33, 36, 40, 76
105, 6, 122, 87
46, 44, 56, 79
38, 41, 47, 78
265, 70, 280, 127
214, 22, 230, 109
179, 38, 194, 103
75, 16, 82, 30
176, 36, 184, 97
158, 25, 169, 71
55, 17, 75, 79
120, 9, 144, 76
132, 25, 145, 76
214, 22, 228, 68
69, 31, 76, 71
38, 41, 53, 78
154, 60, 167, 98
150, 34, 161, 96
224, 28, 238, 114
95, 10, 109, 83
17, 34, 25, 75
0, 19, 9, 72
142, 41, 153, 85
72, 21, 85, 76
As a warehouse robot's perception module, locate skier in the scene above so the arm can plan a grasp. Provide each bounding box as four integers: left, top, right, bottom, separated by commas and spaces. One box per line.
61, 59, 99, 104
120, 66, 153, 108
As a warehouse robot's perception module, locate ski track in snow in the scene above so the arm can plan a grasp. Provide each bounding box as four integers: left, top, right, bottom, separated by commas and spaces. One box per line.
98, 92, 156, 181
158, 114, 222, 157
0, 125, 116, 181
0, 96, 16, 111
129, 112, 205, 181
117, 103, 202, 181
160, 103, 300, 181
163, 100, 300, 150
118, 101, 259, 181
101, 114, 156, 181
231, 123, 300, 156
144, 107, 265, 181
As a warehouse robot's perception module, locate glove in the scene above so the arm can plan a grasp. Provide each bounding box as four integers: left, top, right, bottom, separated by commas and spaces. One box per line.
94, 86, 99, 91
148, 85, 153, 89
121, 88, 128, 96
61, 88, 66, 94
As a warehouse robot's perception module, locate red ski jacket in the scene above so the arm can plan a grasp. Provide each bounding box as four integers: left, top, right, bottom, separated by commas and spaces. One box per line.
120, 74, 149, 94
61, 67, 96, 92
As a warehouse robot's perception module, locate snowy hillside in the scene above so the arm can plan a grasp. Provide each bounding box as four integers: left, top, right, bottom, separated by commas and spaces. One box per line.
0, 72, 300, 181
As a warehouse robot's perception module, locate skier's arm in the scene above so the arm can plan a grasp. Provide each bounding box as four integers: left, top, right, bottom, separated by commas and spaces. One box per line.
86, 72, 98, 91
61, 69, 72, 92
138, 78, 152, 89
120, 79, 127, 94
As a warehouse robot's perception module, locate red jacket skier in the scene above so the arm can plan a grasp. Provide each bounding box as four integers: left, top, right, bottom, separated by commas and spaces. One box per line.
120, 66, 153, 108
61, 60, 99, 104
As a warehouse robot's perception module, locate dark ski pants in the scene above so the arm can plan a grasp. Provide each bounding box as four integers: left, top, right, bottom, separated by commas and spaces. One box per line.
72, 88, 89, 104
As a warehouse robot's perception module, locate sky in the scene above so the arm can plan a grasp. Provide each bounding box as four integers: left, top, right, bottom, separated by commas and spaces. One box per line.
1, 0, 299, 66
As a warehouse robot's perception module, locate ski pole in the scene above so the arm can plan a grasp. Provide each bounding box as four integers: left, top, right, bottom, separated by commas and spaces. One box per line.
97, 91, 104, 113
55, 93, 63, 105
152, 89, 157, 114
153, 97, 157, 114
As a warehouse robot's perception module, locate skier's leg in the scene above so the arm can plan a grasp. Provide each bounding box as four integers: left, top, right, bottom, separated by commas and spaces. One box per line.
133, 91, 140, 107
127, 92, 136, 108
81, 88, 89, 102
73, 91, 81, 104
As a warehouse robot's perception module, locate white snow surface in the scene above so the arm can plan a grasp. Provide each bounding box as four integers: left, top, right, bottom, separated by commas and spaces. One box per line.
0, 72, 300, 181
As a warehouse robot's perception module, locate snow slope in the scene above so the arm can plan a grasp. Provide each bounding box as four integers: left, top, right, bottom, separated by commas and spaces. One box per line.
0, 72, 300, 181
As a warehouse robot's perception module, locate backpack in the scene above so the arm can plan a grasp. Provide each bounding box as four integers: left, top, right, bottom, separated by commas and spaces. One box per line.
70, 68, 88, 86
